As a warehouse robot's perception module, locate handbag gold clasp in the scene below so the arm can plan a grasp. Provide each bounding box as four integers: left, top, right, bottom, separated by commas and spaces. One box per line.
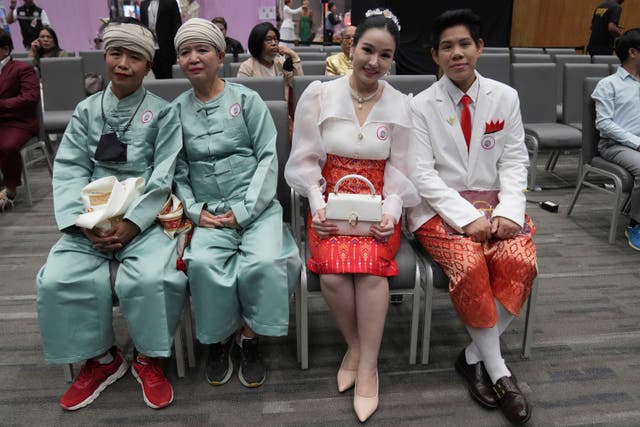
348, 212, 359, 227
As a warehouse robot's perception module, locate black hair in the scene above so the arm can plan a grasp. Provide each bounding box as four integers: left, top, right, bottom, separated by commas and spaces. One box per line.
247, 22, 279, 58
212, 17, 227, 31
38, 26, 61, 54
431, 9, 482, 52
328, 2, 335, 9
352, 13, 400, 50
0, 28, 13, 52
614, 28, 640, 63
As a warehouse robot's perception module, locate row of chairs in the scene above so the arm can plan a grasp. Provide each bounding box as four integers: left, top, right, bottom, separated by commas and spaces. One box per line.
24, 54, 619, 195
510, 62, 615, 190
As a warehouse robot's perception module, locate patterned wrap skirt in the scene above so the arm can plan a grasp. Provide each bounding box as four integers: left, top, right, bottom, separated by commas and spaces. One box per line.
307, 154, 401, 276
415, 214, 537, 328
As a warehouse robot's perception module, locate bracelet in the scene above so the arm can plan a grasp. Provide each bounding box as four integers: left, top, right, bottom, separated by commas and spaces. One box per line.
292, 58, 301, 64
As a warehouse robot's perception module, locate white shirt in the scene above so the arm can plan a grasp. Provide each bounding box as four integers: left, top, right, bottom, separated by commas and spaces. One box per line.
285, 76, 420, 220
147, 0, 160, 49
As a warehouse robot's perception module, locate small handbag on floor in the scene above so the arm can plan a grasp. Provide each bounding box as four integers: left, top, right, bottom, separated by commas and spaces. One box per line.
325, 174, 382, 236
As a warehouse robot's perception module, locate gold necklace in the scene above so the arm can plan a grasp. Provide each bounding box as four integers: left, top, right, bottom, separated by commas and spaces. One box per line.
350, 82, 380, 109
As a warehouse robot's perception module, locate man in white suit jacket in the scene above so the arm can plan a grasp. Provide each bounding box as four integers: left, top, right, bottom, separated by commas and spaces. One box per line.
407, 9, 536, 425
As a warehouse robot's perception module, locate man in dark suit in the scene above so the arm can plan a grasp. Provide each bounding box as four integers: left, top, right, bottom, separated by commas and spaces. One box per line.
140, 0, 182, 79
0, 28, 40, 210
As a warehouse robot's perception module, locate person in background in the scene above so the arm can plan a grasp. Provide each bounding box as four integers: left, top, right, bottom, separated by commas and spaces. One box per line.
212, 17, 244, 61
140, 0, 182, 79
280, 0, 302, 47
6, 0, 50, 49
408, 9, 536, 425
35, 19, 186, 411
324, 1, 341, 44
587, 0, 624, 56
237, 22, 303, 102
0, 28, 40, 211
325, 25, 355, 75
180, 0, 200, 21
285, 10, 418, 423
592, 28, 640, 250
28, 26, 71, 67
172, 18, 301, 389
299, 0, 314, 45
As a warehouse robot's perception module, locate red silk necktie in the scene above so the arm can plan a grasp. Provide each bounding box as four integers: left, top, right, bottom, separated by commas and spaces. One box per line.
460, 94, 472, 151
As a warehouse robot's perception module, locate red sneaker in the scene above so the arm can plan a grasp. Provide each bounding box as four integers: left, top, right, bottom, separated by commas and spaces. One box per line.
59, 346, 128, 411
131, 354, 173, 409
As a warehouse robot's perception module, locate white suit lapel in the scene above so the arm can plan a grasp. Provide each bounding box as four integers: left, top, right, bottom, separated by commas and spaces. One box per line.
434, 82, 469, 167
468, 75, 492, 177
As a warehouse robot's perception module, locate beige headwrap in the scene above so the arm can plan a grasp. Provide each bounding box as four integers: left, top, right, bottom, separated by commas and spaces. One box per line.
103, 22, 155, 62
174, 18, 226, 53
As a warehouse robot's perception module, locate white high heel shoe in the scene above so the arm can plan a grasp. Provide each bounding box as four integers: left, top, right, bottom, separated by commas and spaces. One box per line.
353, 371, 378, 422
337, 351, 357, 392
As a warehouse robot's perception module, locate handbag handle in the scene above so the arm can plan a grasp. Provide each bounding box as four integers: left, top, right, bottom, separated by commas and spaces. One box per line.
333, 174, 377, 196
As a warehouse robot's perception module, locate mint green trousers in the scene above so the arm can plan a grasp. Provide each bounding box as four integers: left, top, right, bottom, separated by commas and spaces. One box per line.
36, 225, 187, 364
184, 202, 301, 344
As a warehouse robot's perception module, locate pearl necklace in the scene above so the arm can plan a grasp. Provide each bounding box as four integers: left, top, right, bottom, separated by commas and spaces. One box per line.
350, 82, 381, 109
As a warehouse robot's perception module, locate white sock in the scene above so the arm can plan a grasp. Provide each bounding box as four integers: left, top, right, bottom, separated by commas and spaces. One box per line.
465, 298, 515, 366
465, 324, 511, 384
93, 351, 114, 365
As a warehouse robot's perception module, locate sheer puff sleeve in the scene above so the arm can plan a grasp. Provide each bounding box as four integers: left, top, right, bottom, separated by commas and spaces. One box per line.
285, 80, 327, 214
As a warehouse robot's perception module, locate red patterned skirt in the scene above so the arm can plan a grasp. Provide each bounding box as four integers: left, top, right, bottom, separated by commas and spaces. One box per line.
307, 154, 401, 276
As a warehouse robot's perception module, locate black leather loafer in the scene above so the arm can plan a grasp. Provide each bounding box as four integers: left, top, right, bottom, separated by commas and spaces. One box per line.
454, 350, 498, 408
494, 375, 532, 424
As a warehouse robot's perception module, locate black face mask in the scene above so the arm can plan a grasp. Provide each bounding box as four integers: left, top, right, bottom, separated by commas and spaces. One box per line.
95, 132, 127, 162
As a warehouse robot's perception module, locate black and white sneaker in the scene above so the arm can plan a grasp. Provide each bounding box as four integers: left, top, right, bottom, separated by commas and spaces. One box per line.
237, 337, 266, 388
205, 339, 233, 385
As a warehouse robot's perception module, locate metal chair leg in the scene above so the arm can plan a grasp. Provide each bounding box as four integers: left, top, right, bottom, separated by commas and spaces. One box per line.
64, 364, 74, 383
521, 268, 539, 359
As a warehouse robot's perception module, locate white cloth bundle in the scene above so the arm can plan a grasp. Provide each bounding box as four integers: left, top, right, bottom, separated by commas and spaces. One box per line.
75, 176, 145, 231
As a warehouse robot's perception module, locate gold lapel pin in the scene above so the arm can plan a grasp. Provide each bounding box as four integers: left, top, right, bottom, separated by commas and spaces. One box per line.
446, 116, 455, 126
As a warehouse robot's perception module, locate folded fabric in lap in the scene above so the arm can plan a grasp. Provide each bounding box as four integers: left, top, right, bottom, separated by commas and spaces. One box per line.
75, 176, 146, 231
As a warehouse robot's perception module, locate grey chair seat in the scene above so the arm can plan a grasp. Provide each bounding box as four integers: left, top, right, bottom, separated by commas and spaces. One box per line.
568, 122, 582, 131
591, 157, 634, 189
524, 123, 582, 149
43, 110, 74, 132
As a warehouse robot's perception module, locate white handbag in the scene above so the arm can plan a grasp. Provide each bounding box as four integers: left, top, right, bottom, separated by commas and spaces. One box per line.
325, 174, 382, 236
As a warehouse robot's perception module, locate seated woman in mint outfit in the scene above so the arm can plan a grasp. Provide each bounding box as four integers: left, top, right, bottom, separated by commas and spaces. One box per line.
171, 18, 301, 389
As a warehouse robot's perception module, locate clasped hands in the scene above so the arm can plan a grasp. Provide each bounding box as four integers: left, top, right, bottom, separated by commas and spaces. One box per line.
312, 208, 395, 241
462, 215, 521, 243
199, 209, 239, 229
82, 220, 140, 252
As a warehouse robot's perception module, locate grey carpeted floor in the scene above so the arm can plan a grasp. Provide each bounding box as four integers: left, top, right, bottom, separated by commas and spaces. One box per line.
1, 152, 639, 426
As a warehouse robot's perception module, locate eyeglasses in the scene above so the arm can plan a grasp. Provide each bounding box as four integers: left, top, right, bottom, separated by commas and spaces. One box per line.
264, 36, 279, 43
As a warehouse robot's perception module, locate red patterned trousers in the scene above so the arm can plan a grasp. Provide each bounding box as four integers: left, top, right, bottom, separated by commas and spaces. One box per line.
415, 215, 537, 328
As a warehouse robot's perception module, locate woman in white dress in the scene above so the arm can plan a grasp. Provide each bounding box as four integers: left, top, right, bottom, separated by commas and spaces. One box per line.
280, 0, 302, 47
285, 9, 417, 423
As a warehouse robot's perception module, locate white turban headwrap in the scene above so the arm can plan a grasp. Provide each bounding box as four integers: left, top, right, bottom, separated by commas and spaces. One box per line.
103, 22, 155, 62
174, 18, 226, 53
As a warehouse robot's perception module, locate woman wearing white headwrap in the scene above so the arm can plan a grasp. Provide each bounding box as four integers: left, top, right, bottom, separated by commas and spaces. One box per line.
36, 18, 186, 411
171, 18, 301, 389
